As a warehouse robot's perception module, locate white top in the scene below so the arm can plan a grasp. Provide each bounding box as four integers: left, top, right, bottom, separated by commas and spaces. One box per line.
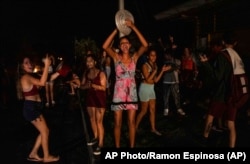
48, 65, 53, 73
225, 47, 245, 75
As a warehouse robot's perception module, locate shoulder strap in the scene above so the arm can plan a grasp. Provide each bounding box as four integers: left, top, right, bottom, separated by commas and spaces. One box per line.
145, 62, 153, 72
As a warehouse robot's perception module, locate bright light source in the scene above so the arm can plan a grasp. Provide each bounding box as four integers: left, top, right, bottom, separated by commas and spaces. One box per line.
58, 57, 63, 61
33, 67, 38, 73
33, 66, 41, 73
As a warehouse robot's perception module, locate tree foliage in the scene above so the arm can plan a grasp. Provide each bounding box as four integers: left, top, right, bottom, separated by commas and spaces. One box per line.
74, 37, 100, 59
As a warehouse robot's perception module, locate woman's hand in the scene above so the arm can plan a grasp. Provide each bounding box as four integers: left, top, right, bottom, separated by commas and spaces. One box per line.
125, 19, 134, 28
87, 80, 92, 88
43, 54, 52, 66
199, 54, 208, 62
162, 65, 171, 72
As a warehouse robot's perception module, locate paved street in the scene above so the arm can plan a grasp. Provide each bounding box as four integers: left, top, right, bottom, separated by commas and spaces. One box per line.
1, 83, 250, 164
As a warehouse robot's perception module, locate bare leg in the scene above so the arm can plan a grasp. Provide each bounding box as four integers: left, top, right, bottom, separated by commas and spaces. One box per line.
114, 110, 122, 148
135, 101, 148, 130
70, 83, 75, 94
127, 110, 136, 148
227, 120, 236, 148
49, 82, 55, 103
148, 99, 160, 133
96, 108, 105, 147
87, 107, 98, 139
45, 84, 50, 104
32, 115, 59, 162
28, 134, 42, 161
203, 114, 214, 138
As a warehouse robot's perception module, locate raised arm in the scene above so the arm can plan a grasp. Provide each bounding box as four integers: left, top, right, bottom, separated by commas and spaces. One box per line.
102, 29, 118, 62
125, 19, 148, 62
28, 54, 51, 87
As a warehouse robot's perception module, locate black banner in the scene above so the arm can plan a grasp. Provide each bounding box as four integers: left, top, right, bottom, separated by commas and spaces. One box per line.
100, 148, 250, 164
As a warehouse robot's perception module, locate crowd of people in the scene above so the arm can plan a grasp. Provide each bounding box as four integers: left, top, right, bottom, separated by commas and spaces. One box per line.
1, 18, 248, 162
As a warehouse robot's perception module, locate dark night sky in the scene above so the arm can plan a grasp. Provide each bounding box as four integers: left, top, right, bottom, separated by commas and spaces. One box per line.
1, 0, 190, 57
2, 1, 119, 54
2, 0, 250, 76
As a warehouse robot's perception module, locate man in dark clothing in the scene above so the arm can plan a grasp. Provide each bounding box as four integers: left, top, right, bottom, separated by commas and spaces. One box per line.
199, 33, 249, 148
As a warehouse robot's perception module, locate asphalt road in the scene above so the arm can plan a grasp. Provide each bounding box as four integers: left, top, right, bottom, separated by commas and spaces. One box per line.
2, 84, 250, 164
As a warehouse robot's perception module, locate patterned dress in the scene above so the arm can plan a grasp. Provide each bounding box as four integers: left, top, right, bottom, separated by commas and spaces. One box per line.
111, 55, 138, 111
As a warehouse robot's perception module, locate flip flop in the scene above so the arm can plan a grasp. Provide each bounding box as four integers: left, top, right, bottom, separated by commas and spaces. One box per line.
27, 157, 43, 162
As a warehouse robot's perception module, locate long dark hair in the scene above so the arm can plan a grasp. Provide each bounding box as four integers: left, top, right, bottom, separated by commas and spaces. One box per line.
16, 56, 36, 100
16, 56, 28, 100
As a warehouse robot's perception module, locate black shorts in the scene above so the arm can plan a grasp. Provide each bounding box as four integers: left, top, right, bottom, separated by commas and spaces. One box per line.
23, 100, 43, 121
